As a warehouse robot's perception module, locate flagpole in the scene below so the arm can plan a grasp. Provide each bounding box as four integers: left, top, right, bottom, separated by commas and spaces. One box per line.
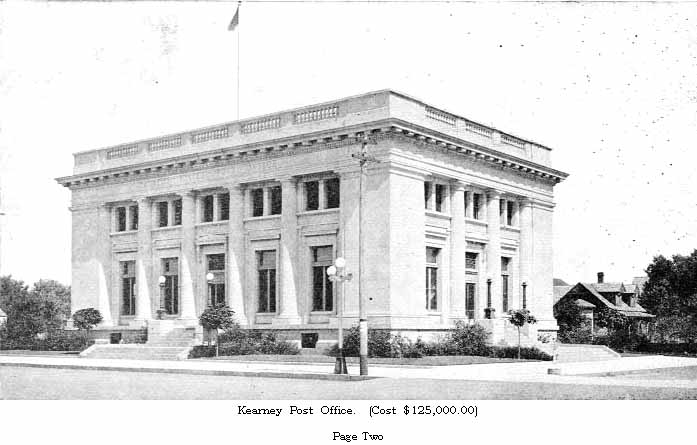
236, 1, 241, 120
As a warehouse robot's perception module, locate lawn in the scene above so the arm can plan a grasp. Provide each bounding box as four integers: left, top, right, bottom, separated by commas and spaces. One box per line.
194, 354, 524, 366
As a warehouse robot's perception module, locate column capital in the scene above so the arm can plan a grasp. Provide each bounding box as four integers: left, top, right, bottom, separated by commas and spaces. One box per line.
518, 197, 533, 207
486, 189, 502, 199
450, 180, 469, 191
277, 175, 299, 185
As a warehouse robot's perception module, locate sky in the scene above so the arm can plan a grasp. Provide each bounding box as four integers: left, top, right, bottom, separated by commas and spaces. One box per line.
0, 0, 696, 287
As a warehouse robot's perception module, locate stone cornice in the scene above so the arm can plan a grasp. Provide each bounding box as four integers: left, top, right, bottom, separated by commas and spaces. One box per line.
56, 119, 568, 190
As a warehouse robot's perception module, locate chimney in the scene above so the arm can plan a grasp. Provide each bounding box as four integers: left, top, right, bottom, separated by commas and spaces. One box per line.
597, 272, 604, 284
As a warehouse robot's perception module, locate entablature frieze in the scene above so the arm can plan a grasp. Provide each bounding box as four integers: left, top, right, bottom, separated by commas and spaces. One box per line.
57, 120, 567, 193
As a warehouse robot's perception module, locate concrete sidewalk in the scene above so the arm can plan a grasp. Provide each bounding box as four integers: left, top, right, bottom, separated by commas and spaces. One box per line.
1, 354, 696, 389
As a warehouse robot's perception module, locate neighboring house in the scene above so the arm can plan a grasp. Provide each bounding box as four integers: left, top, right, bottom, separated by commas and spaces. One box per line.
0, 307, 7, 326
55, 90, 568, 348
554, 272, 654, 333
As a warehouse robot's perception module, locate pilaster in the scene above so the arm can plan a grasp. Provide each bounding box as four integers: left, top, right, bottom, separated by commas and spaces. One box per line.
518, 198, 533, 310
275, 177, 301, 324
97, 204, 113, 326
227, 185, 248, 325
179, 191, 197, 321
485, 189, 502, 317
135, 197, 152, 322
449, 182, 467, 320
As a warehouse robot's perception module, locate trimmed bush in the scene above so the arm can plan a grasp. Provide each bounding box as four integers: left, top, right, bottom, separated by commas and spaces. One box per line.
0, 328, 90, 351
189, 325, 300, 358
328, 326, 395, 358
490, 346, 552, 361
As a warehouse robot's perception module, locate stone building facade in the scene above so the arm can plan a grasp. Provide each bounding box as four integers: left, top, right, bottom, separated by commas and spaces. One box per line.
57, 90, 568, 347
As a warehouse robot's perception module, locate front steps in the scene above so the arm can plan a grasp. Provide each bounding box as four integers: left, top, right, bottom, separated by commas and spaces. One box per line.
80, 320, 197, 361
554, 344, 621, 362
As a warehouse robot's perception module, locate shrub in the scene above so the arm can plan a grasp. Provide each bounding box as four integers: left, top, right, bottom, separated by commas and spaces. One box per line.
190, 325, 300, 358
443, 321, 491, 356
490, 346, 552, 361
0, 328, 90, 351
328, 326, 395, 358
72, 308, 102, 331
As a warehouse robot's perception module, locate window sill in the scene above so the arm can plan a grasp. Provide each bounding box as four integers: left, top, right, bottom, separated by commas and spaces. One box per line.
425, 210, 451, 220
297, 208, 340, 217
196, 220, 229, 228
501, 225, 520, 232
465, 218, 487, 226
151, 225, 182, 232
244, 214, 281, 223
111, 230, 138, 236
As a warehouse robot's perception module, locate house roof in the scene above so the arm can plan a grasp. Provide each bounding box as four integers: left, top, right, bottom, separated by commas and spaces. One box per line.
592, 282, 626, 293
556, 282, 654, 317
0, 307, 6, 317
624, 284, 637, 294
553, 278, 569, 286
553, 285, 573, 304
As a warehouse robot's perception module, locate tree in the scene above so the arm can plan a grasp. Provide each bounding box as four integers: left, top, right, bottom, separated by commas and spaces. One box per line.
507, 309, 537, 359
199, 304, 235, 356
554, 298, 592, 344
1, 276, 72, 343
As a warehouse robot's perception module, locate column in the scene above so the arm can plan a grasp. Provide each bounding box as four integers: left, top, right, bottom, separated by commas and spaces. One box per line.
135, 198, 152, 322
97, 204, 113, 326
429, 180, 436, 210
485, 190, 502, 316
179, 191, 197, 321
167, 200, 174, 226
275, 178, 301, 324
465, 190, 474, 219
213, 193, 220, 221
318, 179, 326, 210
227, 185, 248, 325
449, 182, 467, 321
262, 187, 271, 216
518, 199, 533, 310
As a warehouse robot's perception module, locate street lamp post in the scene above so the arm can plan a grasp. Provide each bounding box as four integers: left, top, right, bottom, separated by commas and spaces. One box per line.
351, 133, 378, 376
206, 272, 215, 306
327, 257, 352, 375
157, 275, 166, 319
521, 281, 527, 310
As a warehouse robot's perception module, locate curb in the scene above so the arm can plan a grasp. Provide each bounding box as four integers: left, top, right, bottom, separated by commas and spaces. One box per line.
0, 362, 378, 381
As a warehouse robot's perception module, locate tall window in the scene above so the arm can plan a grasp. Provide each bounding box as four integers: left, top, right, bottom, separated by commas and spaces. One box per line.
506, 201, 514, 226
325, 178, 340, 209
129, 205, 138, 231
424, 182, 431, 209
158, 201, 168, 228
120, 261, 136, 316
203, 195, 214, 222
312, 246, 333, 311
219, 193, 230, 221
464, 192, 470, 218
207, 254, 226, 306
501, 257, 510, 313
173, 199, 182, 226
116, 207, 127, 232
465, 252, 478, 271
473, 193, 481, 220
162, 258, 179, 315
305, 181, 319, 211
257, 250, 277, 313
251, 188, 264, 217
435, 184, 445, 212
426, 247, 439, 310
270, 186, 282, 215
465, 282, 476, 320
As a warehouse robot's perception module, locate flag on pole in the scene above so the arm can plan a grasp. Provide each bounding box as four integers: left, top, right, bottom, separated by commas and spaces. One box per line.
228, 3, 240, 31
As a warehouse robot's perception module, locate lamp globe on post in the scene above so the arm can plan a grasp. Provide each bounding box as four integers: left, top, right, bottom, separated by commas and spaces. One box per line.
328, 256, 350, 375
206, 272, 215, 307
